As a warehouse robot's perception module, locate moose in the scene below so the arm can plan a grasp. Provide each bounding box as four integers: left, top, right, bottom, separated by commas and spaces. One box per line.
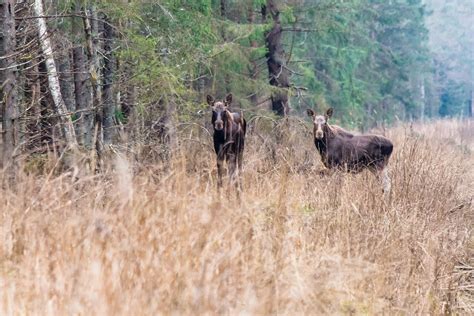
207, 93, 247, 192
307, 108, 394, 193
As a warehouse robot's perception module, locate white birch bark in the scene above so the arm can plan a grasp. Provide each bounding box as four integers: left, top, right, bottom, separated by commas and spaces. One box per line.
33, 0, 78, 149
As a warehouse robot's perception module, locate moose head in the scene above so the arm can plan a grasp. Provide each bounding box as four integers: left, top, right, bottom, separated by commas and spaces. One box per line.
207, 93, 233, 131
307, 107, 333, 140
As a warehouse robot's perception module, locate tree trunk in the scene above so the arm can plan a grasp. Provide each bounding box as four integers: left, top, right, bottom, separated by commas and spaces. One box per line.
420, 78, 425, 121
1, 0, 19, 175
220, 0, 226, 18
72, 44, 90, 147
84, 6, 103, 113
83, 7, 104, 167
265, 0, 290, 116
51, 0, 74, 113
102, 15, 117, 145
121, 64, 136, 123
24, 58, 43, 153
119, 2, 135, 126
33, 0, 78, 150
248, 0, 258, 104
219, 0, 231, 93
163, 98, 177, 159
71, 1, 92, 147
58, 51, 75, 112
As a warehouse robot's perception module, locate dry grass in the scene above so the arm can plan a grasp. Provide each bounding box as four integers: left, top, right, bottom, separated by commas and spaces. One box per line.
1, 119, 473, 315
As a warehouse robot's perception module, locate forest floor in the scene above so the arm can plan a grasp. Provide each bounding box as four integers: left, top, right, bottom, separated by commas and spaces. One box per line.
1, 119, 473, 314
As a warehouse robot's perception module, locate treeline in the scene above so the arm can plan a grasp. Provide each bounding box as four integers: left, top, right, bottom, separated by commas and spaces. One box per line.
1, 0, 472, 172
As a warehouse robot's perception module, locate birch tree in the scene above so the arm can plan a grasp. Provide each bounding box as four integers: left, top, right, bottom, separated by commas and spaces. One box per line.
33, 0, 78, 150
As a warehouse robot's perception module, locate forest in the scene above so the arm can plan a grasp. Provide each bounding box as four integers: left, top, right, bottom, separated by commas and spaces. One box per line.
1, 0, 473, 166
1, 0, 473, 314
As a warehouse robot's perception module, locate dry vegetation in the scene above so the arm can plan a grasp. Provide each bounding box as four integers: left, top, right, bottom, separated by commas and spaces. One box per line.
1, 119, 473, 315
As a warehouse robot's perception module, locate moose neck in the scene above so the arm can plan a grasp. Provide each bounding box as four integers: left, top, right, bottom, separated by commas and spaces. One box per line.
214, 113, 232, 141
314, 124, 334, 155
315, 137, 326, 156
214, 127, 226, 140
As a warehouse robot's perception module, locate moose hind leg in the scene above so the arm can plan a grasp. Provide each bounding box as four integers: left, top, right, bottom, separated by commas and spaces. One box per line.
227, 154, 237, 187
237, 151, 244, 191
227, 153, 243, 201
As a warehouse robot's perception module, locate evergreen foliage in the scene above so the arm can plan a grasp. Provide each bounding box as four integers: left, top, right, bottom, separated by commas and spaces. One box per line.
1, 0, 472, 159
89, 0, 473, 126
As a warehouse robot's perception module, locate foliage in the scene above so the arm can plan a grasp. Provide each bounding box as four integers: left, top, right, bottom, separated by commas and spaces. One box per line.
426, 0, 474, 117
79, 0, 471, 129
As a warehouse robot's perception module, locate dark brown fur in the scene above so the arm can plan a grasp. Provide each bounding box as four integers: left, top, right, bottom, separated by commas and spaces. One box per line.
208, 94, 246, 191
307, 108, 393, 191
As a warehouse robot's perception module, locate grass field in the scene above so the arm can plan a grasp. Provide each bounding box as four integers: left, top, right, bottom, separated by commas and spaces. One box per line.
1, 119, 473, 314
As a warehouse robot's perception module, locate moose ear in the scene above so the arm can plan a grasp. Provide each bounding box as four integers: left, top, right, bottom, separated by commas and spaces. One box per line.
206, 95, 214, 106
326, 108, 334, 119
225, 93, 233, 105
306, 108, 315, 117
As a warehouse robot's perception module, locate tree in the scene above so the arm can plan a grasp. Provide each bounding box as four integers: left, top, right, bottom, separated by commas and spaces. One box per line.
426, 0, 474, 117
102, 14, 117, 145
0, 0, 459, 175
71, 0, 93, 147
1, 0, 19, 175
289, 0, 433, 127
33, 0, 78, 150
264, 0, 291, 116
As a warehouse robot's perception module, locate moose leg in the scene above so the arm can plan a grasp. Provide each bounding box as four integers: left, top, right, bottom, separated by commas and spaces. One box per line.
227, 152, 243, 201
227, 153, 237, 188
237, 151, 244, 193
232, 153, 243, 201
216, 157, 224, 190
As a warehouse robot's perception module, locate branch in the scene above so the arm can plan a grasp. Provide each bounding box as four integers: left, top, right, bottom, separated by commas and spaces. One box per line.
0, 38, 37, 61
281, 28, 321, 32
15, 14, 119, 31
0, 59, 32, 71
291, 85, 308, 91
288, 60, 312, 64
254, 97, 272, 107
282, 64, 303, 76
182, 74, 208, 82
286, 17, 298, 64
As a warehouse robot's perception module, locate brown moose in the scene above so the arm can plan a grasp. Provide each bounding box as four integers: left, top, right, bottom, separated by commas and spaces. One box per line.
307, 108, 394, 192
207, 94, 246, 192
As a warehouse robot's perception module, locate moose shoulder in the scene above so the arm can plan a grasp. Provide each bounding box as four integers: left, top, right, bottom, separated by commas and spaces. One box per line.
307, 108, 393, 192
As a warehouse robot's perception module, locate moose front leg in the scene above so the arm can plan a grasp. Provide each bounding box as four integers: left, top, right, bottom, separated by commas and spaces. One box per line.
216, 156, 224, 190
237, 151, 244, 193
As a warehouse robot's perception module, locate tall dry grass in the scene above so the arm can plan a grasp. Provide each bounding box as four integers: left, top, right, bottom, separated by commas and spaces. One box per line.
1, 119, 473, 315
